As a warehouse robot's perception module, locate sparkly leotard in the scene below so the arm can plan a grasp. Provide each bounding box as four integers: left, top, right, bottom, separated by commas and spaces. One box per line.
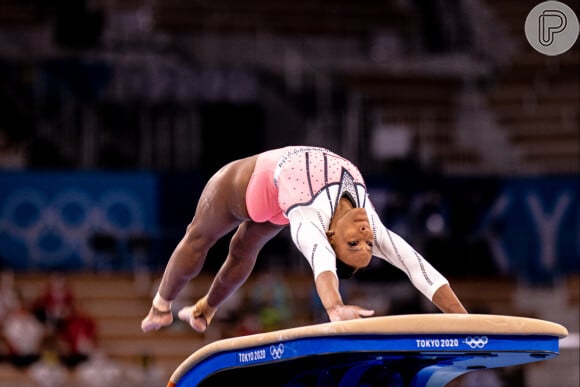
245, 146, 448, 301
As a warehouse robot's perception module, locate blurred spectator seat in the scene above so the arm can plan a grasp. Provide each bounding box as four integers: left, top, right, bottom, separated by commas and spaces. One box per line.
31, 275, 75, 332
57, 306, 98, 369
2, 294, 45, 368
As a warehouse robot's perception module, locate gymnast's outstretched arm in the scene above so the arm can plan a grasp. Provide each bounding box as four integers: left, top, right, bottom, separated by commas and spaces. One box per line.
315, 271, 375, 321
366, 206, 467, 314
431, 284, 467, 313
286, 207, 375, 322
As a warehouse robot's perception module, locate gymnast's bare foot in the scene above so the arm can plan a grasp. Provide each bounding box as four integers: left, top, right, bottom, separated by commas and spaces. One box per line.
141, 306, 173, 332
178, 297, 216, 333
178, 305, 209, 332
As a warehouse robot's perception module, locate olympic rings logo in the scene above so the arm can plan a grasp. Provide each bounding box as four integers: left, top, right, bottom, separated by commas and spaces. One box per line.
463, 336, 489, 349
269, 343, 285, 359
0, 187, 147, 266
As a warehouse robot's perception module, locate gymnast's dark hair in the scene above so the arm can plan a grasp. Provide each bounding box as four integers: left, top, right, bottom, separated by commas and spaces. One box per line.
336, 258, 358, 279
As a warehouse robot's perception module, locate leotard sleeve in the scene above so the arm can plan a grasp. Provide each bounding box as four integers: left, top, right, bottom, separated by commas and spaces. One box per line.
285, 192, 449, 302
365, 202, 449, 301
286, 205, 338, 280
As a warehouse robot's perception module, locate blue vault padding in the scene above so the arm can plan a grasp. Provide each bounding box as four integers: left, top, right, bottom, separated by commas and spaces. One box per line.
167, 314, 568, 387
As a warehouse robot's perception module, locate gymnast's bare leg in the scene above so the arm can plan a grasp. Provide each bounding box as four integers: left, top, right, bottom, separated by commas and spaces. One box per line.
141, 155, 282, 332
178, 220, 284, 331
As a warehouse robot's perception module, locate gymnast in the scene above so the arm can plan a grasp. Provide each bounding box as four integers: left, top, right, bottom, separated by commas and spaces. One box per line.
141, 146, 467, 333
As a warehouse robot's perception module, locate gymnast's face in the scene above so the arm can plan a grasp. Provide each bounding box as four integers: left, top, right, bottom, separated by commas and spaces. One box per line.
328, 208, 373, 273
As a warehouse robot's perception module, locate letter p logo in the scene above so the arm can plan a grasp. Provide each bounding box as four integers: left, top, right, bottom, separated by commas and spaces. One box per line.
525, 1, 579, 56
540, 9, 567, 46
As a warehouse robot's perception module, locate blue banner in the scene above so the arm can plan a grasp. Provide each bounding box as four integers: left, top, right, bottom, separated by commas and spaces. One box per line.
367, 175, 579, 284
1, 171, 578, 282
0, 171, 157, 271
486, 176, 579, 283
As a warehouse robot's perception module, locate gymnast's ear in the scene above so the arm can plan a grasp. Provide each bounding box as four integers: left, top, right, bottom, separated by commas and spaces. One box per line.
326, 230, 335, 241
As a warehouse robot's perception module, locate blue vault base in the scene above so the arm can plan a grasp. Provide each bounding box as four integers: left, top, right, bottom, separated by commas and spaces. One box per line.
167, 314, 568, 387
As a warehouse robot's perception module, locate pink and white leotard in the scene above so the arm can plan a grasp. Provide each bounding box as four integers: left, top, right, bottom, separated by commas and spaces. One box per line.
245, 146, 448, 301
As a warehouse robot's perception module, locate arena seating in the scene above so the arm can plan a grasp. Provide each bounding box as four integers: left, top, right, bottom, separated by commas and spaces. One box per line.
482, 0, 580, 174
339, 71, 482, 171
2, 271, 530, 385
0, 0, 43, 28
153, 0, 416, 38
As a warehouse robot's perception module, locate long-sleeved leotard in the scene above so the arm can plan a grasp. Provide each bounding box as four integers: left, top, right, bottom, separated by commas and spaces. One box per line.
245, 146, 448, 301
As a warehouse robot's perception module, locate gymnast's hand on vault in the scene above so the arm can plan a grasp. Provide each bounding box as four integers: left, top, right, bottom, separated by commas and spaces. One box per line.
327, 305, 375, 322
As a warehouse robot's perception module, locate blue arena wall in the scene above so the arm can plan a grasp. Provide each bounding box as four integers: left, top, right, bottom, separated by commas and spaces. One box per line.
0, 172, 578, 283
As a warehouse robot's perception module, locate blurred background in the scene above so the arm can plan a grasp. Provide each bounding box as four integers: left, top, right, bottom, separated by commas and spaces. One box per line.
0, 0, 578, 386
